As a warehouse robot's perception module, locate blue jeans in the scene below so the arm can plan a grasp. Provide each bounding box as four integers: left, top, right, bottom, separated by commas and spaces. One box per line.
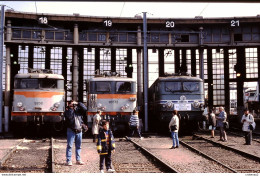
66, 128, 82, 162
171, 131, 179, 147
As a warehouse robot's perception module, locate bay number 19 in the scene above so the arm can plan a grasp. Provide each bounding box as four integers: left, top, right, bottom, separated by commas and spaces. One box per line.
104, 20, 112, 27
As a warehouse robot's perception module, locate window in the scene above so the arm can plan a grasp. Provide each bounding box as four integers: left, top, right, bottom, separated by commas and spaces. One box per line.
183, 82, 199, 92
41, 79, 57, 88
165, 82, 181, 92
212, 49, 225, 106
14, 78, 63, 89
246, 48, 258, 79
96, 82, 111, 92
116, 82, 131, 92
15, 79, 38, 89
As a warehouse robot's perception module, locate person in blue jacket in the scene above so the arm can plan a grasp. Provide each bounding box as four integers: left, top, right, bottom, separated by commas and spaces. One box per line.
216, 106, 227, 142
97, 120, 115, 173
64, 100, 87, 166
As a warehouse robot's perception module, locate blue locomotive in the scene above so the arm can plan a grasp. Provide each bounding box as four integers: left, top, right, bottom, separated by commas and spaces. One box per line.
148, 73, 205, 133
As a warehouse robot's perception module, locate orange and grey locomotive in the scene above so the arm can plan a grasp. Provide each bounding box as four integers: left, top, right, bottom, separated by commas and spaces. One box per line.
149, 73, 205, 132
11, 69, 65, 130
86, 73, 137, 132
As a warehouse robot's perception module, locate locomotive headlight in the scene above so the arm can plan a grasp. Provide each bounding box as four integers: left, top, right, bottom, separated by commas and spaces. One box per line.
17, 102, 23, 108
54, 102, 60, 108
125, 104, 129, 109
97, 103, 102, 109
163, 101, 173, 109
121, 104, 130, 110
129, 97, 136, 101
192, 101, 200, 108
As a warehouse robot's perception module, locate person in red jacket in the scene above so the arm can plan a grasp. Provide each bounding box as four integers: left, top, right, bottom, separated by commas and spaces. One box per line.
97, 120, 115, 173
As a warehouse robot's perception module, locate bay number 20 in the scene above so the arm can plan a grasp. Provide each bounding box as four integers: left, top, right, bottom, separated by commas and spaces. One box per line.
166, 21, 175, 28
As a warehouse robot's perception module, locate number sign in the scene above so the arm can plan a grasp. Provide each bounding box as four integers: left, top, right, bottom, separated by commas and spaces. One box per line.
103, 19, 112, 27
38, 17, 48, 24
231, 20, 239, 27
166, 21, 175, 28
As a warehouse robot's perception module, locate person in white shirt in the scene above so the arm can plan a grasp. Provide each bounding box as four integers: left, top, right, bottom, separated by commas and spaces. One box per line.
92, 110, 102, 143
169, 110, 179, 149
241, 109, 254, 145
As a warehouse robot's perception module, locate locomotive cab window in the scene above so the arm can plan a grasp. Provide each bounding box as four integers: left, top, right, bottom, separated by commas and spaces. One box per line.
14, 78, 63, 89
41, 79, 57, 88
96, 82, 111, 92
116, 82, 132, 93
15, 79, 39, 89
165, 82, 182, 92
183, 82, 199, 92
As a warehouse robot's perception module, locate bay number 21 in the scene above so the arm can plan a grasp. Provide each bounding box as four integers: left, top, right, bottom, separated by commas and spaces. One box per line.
231, 20, 239, 27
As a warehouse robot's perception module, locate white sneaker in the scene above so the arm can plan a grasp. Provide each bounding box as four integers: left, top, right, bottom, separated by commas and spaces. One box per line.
100, 170, 104, 173
66, 161, 72, 166
76, 160, 84, 165
107, 169, 115, 173
140, 137, 144, 140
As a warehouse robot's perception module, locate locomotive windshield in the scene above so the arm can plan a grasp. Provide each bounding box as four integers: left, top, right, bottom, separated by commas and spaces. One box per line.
96, 82, 111, 92
14, 78, 64, 89
116, 82, 131, 92
165, 82, 182, 92
165, 81, 200, 92
183, 82, 199, 92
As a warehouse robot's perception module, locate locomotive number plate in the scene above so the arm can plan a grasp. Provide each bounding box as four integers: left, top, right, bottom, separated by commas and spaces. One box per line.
174, 104, 191, 110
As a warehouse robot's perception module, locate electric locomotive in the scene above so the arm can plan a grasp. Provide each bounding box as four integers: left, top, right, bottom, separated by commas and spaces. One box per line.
148, 73, 205, 133
86, 72, 137, 132
11, 68, 65, 132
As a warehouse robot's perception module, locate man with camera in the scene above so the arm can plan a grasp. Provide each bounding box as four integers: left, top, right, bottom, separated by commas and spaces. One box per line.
64, 100, 87, 166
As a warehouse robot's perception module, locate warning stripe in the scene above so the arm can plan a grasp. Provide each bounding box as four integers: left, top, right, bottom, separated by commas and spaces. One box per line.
14, 91, 64, 98
89, 94, 136, 99
87, 112, 132, 116
11, 112, 62, 116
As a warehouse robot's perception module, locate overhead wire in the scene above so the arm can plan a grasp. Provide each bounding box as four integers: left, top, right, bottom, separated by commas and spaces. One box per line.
35, 1, 38, 14
198, 3, 209, 16
119, 2, 125, 17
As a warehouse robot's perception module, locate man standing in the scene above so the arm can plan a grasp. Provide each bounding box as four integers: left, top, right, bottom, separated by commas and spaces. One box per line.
92, 110, 102, 143
241, 109, 255, 145
169, 110, 180, 149
216, 106, 227, 142
64, 100, 87, 166
128, 110, 143, 139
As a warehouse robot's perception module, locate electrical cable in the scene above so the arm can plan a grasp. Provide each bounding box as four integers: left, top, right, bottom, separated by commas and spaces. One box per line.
119, 2, 125, 17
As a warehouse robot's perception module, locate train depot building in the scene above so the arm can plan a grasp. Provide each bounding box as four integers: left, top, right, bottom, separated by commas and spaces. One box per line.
1, 10, 260, 133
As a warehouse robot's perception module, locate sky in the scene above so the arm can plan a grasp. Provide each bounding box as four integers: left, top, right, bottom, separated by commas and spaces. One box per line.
1, 1, 260, 18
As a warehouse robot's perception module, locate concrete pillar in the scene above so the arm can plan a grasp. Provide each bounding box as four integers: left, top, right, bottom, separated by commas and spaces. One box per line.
72, 24, 79, 101
4, 20, 12, 133
137, 26, 142, 108
199, 27, 204, 80
223, 48, 230, 114
158, 48, 164, 77
4, 20, 11, 106
111, 48, 116, 72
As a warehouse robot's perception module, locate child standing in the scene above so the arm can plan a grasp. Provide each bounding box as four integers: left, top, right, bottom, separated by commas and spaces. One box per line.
97, 120, 116, 173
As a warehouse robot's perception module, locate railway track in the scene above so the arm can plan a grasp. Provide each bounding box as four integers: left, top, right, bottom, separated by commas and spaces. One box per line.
0, 138, 54, 173
112, 137, 178, 173
229, 127, 260, 143
183, 134, 260, 173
